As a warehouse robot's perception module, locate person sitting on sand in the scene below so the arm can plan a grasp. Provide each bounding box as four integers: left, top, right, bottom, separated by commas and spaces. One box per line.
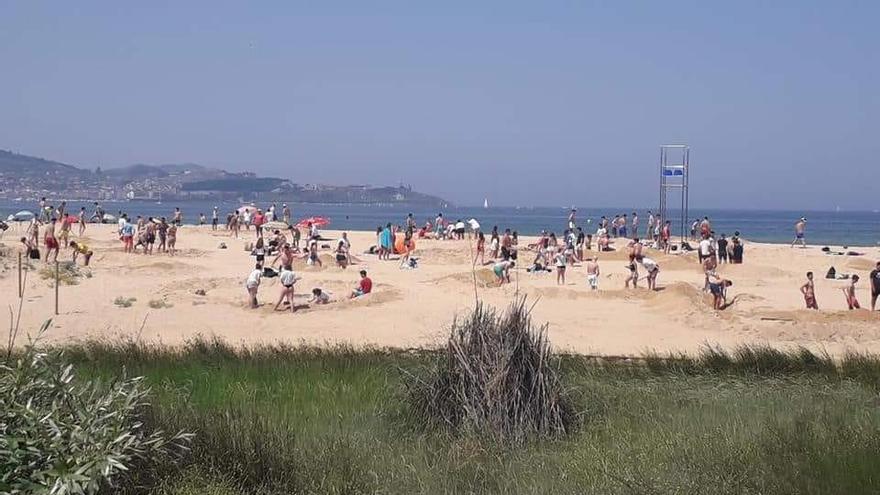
586, 256, 600, 290
274, 265, 300, 313
309, 288, 331, 305
246, 263, 263, 308
870, 261, 880, 312
639, 255, 660, 291
68, 241, 93, 266
843, 275, 861, 310
351, 270, 373, 298
707, 273, 733, 310
493, 260, 515, 286
800, 271, 818, 310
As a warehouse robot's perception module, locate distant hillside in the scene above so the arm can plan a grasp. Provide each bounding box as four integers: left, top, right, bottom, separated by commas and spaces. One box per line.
0, 149, 85, 175
0, 148, 449, 206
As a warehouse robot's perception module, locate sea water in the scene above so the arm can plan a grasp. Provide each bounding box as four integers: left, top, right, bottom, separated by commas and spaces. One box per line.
2, 199, 878, 247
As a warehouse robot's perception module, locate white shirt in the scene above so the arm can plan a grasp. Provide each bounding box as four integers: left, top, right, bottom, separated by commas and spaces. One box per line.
246, 269, 262, 288
467, 219, 480, 230
554, 252, 566, 267
117, 217, 126, 232
699, 239, 712, 256
455, 221, 465, 230
279, 269, 298, 287
641, 257, 658, 272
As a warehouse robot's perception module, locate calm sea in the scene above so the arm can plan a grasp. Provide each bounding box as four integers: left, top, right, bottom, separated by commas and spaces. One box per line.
2, 199, 878, 247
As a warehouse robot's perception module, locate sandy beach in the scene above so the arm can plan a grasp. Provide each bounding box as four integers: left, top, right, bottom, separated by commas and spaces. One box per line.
2, 224, 879, 356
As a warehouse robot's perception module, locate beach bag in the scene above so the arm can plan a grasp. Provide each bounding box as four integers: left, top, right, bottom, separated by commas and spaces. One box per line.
825, 267, 836, 279
28, 248, 40, 260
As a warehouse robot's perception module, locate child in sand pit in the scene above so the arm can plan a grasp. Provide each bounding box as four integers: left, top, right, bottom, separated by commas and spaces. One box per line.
707, 274, 733, 310
351, 270, 373, 298
639, 256, 660, 291
246, 263, 263, 308
68, 241, 93, 266
274, 265, 300, 313
494, 260, 515, 286
843, 275, 861, 310
309, 288, 331, 305
800, 271, 818, 309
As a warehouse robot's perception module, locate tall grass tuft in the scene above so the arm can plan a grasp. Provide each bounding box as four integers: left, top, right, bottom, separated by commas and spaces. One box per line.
404, 299, 578, 443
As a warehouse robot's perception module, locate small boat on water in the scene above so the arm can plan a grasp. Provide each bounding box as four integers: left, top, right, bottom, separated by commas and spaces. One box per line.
483, 198, 489, 209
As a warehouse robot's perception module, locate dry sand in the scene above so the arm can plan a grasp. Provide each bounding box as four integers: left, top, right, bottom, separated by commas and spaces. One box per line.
1, 224, 879, 356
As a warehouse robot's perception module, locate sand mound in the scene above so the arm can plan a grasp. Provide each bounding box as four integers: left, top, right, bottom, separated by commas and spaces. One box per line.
758, 309, 880, 324
643, 282, 708, 309
291, 253, 338, 271
845, 257, 879, 271
127, 260, 190, 272
432, 269, 500, 288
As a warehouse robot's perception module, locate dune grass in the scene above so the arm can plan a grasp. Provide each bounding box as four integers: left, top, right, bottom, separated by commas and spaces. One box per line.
60, 337, 880, 495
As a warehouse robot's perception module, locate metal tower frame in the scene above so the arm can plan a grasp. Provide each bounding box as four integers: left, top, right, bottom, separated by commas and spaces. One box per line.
658, 144, 690, 245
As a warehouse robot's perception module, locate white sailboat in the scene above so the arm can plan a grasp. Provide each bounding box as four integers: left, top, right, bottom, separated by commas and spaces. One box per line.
483, 198, 489, 209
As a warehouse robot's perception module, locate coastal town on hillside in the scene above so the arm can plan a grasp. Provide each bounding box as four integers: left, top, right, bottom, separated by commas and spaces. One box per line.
0, 149, 446, 205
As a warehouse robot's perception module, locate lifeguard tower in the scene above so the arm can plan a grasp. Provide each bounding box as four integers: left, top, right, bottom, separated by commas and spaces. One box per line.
658, 144, 690, 244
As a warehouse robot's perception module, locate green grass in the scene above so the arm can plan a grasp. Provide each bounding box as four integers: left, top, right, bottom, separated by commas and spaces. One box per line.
61, 338, 880, 495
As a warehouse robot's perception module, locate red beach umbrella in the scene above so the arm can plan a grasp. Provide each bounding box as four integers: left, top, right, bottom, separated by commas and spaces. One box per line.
295, 216, 330, 228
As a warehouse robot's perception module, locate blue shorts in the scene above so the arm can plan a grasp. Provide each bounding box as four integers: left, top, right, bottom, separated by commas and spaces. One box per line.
796, 233, 804, 239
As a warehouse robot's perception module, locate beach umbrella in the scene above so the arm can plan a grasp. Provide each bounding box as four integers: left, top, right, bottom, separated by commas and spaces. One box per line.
237, 204, 257, 214
8, 210, 35, 222
295, 216, 330, 228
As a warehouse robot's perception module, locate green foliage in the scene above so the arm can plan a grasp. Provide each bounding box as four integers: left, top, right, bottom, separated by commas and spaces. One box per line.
113, 297, 137, 308
147, 300, 173, 310
0, 338, 192, 494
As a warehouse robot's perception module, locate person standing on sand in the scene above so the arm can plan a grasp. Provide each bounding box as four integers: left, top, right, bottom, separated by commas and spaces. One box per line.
631, 212, 639, 239
568, 208, 577, 230
717, 234, 729, 264
167, 223, 177, 256
661, 221, 672, 254
283, 204, 291, 225
871, 262, 880, 311
212, 206, 219, 231
78, 207, 87, 236
58, 213, 72, 249
791, 217, 807, 248
843, 275, 861, 310
707, 273, 733, 310
274, 265, 300, 313
493, 260, 514, 286
646, 210, 655, 239
68, 240, 93, 266
554, 249, 567, 285
586, 256, 600, 290
44, 217, 59, 263
475, 231, 486, 265
246, 263, 262, 308
157, 218, 168, 253
800, 271, 818, 309
639, 255, 659, 291
625, 261, 638, 289
173, 207, 182, 226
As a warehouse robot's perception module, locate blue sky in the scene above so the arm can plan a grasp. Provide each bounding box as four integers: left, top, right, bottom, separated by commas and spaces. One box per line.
1, 1, 876, 209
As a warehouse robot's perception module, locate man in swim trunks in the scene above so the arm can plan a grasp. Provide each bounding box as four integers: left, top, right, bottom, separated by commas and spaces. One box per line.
791, 217, 807, 248
44, 217, 59, 263
800, 271, 818, 309
212, 206, 219, 231
661, 221, 672, 254
585, 256, 600, 290
351, 270, 373, 298
78, 207, 87, 236
173, 207, 182, 226
273, 243, 295, 268
871, 262, 880, 311
68, 240, 93, 266
554, 249, 567, 285
167, 224, 177, 256
57, 213, 72, 249
843, 275, 860, 310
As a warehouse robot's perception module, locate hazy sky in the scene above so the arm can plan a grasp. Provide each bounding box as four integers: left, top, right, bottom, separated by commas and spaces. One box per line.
1, 1, 876, 209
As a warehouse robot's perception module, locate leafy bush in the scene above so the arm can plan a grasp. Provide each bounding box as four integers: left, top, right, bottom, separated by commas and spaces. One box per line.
113, 297, 137, 308
0, 333, 192, 494
404, 299, 579, 443
147, 299, 173, 310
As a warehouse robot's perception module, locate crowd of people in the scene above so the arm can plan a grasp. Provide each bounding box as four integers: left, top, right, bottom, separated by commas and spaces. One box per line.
9, 199, 879, 314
